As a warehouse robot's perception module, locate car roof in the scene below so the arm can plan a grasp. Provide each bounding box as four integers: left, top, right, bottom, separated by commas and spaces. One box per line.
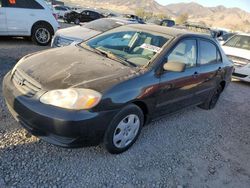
127, 24, 208, 38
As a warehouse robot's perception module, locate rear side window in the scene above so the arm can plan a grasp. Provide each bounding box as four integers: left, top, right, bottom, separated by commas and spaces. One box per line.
199, 40, 221, 65
5, 0, 44, 9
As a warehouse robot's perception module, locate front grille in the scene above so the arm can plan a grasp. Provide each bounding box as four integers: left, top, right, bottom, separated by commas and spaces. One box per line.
227, 55, 250, 68
233, 72, 248, 78
12, 69, 42, 97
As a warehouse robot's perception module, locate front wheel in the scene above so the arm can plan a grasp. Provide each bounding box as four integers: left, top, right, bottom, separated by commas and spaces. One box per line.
198, 85, 223, 110
104, 104, 144, 154
31, 24, 53, 46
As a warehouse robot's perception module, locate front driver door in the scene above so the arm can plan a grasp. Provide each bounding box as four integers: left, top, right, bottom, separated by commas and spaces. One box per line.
155, 39, 202, 116
0, 0, 7, 35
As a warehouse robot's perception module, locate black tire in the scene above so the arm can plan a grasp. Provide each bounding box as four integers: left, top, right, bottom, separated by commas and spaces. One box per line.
198, 85, 223, 110
31, 23, 53, 46
104, 104, 144, 154
74, 18, 80, 25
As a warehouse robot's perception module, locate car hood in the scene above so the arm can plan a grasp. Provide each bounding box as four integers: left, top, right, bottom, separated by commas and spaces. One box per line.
17, 46, 137, 92
56, 26, 101, 42
222, 46, 250, 60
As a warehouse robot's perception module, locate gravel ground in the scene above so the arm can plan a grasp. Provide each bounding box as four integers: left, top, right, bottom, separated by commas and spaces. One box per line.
0, 24, 250, 188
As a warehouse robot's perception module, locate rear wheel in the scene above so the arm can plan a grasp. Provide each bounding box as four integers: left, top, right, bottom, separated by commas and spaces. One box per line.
104, 104, 144, 154
198, 85, 223, 110
31, 23, 53, 46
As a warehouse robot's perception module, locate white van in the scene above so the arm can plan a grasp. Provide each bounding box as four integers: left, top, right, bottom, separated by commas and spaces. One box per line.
0, 0, 60, 45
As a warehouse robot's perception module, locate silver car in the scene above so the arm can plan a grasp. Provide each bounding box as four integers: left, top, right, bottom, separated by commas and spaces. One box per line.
51, 18, 137, 47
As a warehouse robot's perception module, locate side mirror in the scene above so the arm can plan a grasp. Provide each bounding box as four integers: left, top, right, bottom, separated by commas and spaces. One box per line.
163, 61, 186, 72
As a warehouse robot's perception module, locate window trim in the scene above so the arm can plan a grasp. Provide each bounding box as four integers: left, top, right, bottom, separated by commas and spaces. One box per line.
197, 38, 223, 66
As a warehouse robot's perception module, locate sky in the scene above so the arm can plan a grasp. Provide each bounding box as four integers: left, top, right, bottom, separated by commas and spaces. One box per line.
155, 0, 250, 12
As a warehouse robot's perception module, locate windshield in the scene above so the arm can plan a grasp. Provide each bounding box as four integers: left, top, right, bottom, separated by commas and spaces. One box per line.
83, 19, 124, 32
224, 35, 250, 51
82, 28, 170, 67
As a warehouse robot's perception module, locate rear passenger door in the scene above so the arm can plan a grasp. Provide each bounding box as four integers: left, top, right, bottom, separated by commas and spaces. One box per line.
0, 0, 7, 35
195, 39, 224, 102
5, 0, 44, 35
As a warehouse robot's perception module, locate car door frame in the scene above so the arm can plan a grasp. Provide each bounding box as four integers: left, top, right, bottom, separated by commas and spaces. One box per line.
153, 36, 204, 116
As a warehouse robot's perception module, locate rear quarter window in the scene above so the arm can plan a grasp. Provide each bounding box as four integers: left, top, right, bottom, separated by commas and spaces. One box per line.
5, 0, 44, 9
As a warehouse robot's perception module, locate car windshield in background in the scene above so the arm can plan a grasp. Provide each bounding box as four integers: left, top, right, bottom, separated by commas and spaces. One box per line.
224, 35, 250, 51
83, 19, 124, 32
82, 29, 170, 67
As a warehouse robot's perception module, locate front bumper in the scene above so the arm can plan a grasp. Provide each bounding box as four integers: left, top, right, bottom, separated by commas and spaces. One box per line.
3, 72, 118, 147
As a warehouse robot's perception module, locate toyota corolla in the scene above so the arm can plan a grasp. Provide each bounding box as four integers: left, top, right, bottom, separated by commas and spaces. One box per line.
3, 25, 233, 154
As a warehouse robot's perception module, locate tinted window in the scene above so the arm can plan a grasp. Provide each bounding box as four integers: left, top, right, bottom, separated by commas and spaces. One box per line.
200, 40, 218, 65
84, 19, 124, 32
1, 0, 8, 7
5, 0, 43, 9
224, 35, 250, 51
86, 30, 169, 67
168, 39, 197, 68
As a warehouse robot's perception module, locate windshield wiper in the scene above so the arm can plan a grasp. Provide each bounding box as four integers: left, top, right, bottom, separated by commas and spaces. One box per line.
81, 43, 137, 67
95, 47, 137, 67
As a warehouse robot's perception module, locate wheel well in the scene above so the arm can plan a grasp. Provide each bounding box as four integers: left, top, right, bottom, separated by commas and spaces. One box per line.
132, 101, 149, 124
220, 81, 226, 91
31, 21, 54, 35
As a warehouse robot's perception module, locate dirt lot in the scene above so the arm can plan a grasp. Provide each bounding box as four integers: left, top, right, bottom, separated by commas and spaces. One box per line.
0, 25, 250, 188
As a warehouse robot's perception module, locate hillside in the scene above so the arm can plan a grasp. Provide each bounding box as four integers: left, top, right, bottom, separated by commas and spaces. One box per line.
64, 0, 250, 32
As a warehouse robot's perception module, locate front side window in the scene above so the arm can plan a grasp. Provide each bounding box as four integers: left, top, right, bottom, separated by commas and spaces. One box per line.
5, 0, 43, 9
167, 39, 197, 68
200, 40, 218, 65
224, 35, 250, 51
83, 29, 170, 67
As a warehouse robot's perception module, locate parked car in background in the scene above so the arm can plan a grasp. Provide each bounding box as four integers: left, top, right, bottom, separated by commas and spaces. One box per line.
222, 34, 250, 82
64, 10, 104, 25
52, 18, 138, 47
3, 25, 233, 154
148, 19, 175, 27
54, 5, 71, 18
123, 14, 145, 24
0, 0, 59, 45
217, 32, 235, 45
174, 23, 219, 39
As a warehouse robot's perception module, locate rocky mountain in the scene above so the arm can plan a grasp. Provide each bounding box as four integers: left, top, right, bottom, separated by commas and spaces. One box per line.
64, 0, 250, 31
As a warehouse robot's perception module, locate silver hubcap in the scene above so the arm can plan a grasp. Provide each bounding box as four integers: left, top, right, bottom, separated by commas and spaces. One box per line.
113, 114, 140, 149
35, 28, 50, 44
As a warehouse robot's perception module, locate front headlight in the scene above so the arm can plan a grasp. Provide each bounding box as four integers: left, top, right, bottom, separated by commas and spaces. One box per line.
40, 88, 102, 110
56, 37, 74, 47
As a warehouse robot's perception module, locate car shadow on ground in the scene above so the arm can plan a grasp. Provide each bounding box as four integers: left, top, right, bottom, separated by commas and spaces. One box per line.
0, 36, 33, 44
